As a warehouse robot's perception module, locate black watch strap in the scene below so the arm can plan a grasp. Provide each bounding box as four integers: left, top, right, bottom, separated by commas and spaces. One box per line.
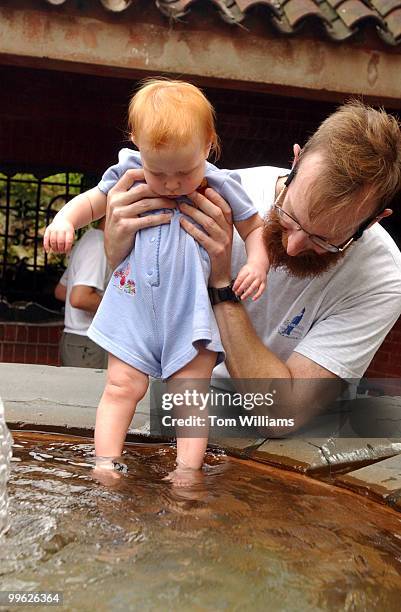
208, 281, 241, 305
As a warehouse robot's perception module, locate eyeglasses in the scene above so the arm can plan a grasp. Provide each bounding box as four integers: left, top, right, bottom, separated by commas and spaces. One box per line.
273, 167, 385, 254
273, 185, 354, 253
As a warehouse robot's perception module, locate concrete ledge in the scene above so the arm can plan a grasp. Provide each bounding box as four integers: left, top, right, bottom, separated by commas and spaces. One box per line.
250, 439, 328, 473
1, 363, 106, 407
209, 436, 266, 458
336, 454, 401, 508
1, 363, 149, 435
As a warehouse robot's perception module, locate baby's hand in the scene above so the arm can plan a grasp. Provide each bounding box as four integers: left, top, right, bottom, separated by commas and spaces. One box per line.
43, 217, 75, 254
232, 261, 268, 301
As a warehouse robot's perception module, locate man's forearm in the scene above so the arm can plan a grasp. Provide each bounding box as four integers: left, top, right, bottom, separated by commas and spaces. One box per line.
213, 301, 344, 432
69, 286, 102, 313
213, 302, 291, 379
80, 292, 102, 314
54, 283, 67, 302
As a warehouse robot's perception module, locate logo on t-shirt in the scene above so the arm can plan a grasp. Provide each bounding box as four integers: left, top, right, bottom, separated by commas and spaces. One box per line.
278, 307, 305, 339
113, 261, 136, 295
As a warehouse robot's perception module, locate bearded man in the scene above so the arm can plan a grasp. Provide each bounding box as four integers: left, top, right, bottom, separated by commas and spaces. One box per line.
103, 101, 401, 429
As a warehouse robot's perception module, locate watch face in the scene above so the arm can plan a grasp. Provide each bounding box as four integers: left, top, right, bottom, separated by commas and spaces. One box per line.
224, 287, 240, 302
208, 283, 240, 305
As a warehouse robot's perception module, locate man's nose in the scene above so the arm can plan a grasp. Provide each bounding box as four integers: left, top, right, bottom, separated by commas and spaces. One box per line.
285, 229, 309, 256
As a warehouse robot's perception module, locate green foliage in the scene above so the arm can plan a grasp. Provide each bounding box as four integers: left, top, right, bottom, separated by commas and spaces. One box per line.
0, 172, 85, 271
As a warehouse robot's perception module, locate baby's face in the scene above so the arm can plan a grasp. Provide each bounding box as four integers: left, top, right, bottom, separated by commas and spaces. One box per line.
138, 137, 210, 198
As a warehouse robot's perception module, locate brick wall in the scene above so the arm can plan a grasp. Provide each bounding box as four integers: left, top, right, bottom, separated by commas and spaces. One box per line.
0, 323, 62, 366
365, 316, 401, 378
0, 317, 400, 375
0, 64, 335, 174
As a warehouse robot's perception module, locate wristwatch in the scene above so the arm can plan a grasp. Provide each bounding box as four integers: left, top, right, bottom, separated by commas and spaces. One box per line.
208, 280, 241, 305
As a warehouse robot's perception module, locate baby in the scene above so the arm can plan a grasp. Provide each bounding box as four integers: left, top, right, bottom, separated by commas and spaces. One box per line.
44, 79, 269, 484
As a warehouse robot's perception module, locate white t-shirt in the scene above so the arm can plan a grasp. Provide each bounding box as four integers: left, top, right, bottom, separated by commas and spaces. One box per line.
60, 229, 108, 336
213, 166, 401, 381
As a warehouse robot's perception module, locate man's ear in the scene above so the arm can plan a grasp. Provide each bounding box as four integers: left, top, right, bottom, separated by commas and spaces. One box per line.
376, 208, 393, 222
367, 208, 393, 230
130, 133, 137, 146
292, 144, 302, 167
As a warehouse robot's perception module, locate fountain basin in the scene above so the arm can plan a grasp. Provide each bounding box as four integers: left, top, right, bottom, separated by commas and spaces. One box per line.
2, 364, 401, 610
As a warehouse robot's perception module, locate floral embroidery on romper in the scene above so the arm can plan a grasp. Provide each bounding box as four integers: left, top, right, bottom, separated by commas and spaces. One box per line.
113, 262, 136, 295
111, 180, 209, 298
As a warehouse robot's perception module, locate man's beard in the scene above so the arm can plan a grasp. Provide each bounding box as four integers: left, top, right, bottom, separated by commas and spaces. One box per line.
262, 209, 346, 278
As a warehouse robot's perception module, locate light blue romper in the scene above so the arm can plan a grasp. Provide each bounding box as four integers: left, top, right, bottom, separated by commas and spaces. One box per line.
87, 149, 257, 379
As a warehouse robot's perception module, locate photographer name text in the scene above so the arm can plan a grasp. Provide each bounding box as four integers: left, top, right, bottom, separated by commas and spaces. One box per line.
161, 415, 295, 428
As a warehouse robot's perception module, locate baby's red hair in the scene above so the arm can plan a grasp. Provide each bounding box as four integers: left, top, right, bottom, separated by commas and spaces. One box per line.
128, 78, 220, 158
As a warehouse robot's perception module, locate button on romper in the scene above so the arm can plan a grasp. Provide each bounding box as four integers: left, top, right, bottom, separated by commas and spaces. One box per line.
87, 149, 257, 380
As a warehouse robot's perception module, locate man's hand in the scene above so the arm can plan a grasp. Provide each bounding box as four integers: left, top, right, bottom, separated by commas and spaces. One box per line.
43, 217, 75, 254
233, 261, 267, 301
177, 187, 233, 287
105, 168, 176, 269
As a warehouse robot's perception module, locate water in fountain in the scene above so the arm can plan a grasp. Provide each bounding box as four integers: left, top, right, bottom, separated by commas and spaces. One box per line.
0, 397, 13, 536
4, 431, 401, 609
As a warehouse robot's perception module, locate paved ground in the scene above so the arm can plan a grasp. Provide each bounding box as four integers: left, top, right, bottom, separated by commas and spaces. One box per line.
2, 363, 401, 513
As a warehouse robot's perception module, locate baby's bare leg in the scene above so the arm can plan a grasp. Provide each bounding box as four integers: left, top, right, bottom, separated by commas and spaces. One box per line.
169, 346, 217, 473
95, 353, 148, 459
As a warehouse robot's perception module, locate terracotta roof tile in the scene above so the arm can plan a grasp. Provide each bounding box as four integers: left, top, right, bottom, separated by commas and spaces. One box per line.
370, 0, 401, 18
325, 0, 344, 9
335, 0, 380, 28
283, 0, 327, 27
42, 0, 401, 45
230, 0, 267, 9
46, 0, 134, 9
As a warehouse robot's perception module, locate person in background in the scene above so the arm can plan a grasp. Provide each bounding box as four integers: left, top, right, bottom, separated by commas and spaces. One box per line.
54, 217, 109, 369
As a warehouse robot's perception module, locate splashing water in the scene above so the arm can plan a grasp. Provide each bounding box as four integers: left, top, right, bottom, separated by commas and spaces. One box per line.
0, 397, 13, 536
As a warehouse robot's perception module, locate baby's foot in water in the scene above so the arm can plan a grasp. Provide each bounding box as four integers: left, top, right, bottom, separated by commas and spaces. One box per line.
164, 465, 204, 488
93, 457, 124, 485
